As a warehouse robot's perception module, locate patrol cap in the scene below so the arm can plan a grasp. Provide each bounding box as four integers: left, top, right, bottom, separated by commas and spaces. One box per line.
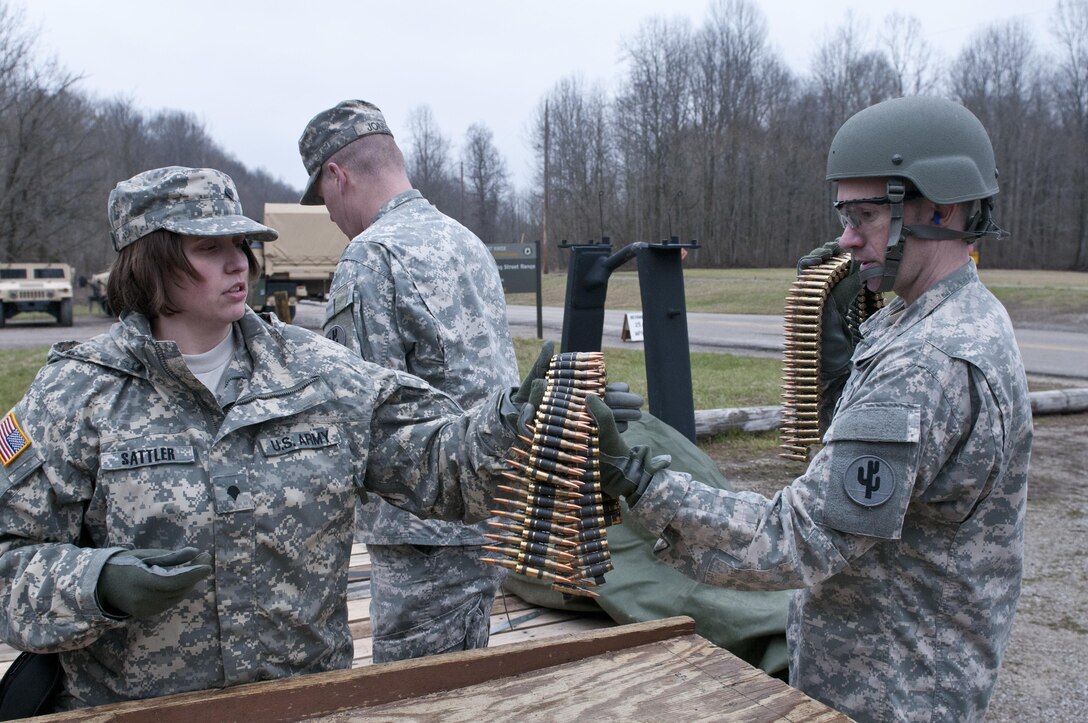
108, 166, 278, 251
297, 99, 393, 205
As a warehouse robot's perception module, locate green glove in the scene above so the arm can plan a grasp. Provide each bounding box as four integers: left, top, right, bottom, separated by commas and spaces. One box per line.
512, 341, 555, 406
585, 395, 670, 502
601, 382, 643, 433
506, 341, 554, 437
97, 547, 213, 618
820, 268, 862, 380
796, 239, 843, 273
796, 238, 861, 380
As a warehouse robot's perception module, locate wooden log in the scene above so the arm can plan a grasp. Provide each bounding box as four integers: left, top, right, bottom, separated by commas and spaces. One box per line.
693, 387, 1088, 438
1030, 388, 1088, 415
694, 406, 783, 437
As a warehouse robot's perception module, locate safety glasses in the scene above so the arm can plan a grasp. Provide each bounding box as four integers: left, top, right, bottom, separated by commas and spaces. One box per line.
832, 196, 894, 230
833, 192, 919, 230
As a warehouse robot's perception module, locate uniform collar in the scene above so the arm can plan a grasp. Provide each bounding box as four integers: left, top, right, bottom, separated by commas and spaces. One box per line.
54, 309, 320, 405
856, 261, 978, 360
371, 189, 423, 225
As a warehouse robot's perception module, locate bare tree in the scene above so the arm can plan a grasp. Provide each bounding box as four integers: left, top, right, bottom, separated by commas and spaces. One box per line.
1051, 0, 1088, 268
0, 0, 97, 263
951, 20, 1047, 267
809, 12, 898, 136
879, 13, 944, 96
403, 105, 458, 214
461, 122, 509, 243
614, 15, 695, 245
529, 76, 616, 263
690, 0, 796, 266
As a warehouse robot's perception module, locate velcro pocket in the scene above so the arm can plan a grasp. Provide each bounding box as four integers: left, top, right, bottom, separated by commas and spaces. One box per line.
0, 446, 44, 496
815, 404, 921, 539
322, 282, 359, 352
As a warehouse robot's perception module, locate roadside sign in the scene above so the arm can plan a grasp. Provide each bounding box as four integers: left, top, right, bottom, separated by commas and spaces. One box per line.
621, 312, 644, 342
489, 243, 538, 293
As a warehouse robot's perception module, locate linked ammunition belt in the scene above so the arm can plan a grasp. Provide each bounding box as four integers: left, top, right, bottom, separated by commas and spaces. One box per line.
484, 352, 619, 598
780, 253, 883, 462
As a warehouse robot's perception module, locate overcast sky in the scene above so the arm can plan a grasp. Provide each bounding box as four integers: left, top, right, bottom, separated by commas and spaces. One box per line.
20, 0, 1057, 194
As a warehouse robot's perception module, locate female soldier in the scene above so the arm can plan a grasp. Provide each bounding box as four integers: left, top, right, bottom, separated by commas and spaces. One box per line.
0, 166, 557, 710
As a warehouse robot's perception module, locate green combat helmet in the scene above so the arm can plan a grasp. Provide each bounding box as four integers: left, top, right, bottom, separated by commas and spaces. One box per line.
826, 96, 1007, 292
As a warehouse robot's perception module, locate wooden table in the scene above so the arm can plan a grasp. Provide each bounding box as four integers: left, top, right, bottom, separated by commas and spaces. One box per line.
34, 617, 849, 722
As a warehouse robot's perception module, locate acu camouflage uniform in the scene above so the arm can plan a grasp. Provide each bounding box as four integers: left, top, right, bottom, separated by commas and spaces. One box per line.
628, 263, 1031, 722
0, 309, 514, 709
324, 188, 519, 662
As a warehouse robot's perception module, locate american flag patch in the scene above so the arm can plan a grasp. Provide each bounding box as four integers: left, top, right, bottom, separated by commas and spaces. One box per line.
0, 411, 31, 466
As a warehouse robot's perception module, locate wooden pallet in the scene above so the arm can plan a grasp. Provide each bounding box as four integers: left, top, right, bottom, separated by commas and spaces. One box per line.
0, 543, 614, 676
29, 617, 848, 722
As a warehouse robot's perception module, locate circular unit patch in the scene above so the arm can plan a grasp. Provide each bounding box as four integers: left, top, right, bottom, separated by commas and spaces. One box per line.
843, 455, 896, 507
325, 325, 346, 345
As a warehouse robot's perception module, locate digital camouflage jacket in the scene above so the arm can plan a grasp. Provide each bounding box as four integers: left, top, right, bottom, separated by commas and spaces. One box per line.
0, 309, 512, 708
323, 189, 519, 546
631, 262, 1032, 722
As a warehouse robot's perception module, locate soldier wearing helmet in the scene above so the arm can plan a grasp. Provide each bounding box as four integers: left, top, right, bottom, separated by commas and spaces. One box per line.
826, 94, 1006, 299
583, 97, 1033, 722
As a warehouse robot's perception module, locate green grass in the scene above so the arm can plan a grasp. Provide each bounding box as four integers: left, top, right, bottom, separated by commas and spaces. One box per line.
0, 348, 49, 413
513, 337, 783, 410
3, 336, 784, 417
506, 267, 1088, 319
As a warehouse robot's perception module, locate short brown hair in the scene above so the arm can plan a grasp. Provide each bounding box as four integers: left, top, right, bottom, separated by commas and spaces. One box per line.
106, 230, 258, 318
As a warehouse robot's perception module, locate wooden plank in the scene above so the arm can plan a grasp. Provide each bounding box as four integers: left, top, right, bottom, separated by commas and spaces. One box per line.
486, 616, 616, 648
314, 632, 847, 723
350, 609, 613, 666
34, 618, 698, 722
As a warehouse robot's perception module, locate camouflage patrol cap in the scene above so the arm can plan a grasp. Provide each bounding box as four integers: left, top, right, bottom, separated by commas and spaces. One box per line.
108, 166, 279, 251
298, 99, 393, 205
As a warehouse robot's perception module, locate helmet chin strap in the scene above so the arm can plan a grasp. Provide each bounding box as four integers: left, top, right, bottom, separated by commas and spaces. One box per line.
854, 184, 1008, 294
857, 180, 906, 293
903, 197, 1008, 241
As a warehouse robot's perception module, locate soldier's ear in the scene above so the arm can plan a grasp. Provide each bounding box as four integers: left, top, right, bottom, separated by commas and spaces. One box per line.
932, 204, 955, 226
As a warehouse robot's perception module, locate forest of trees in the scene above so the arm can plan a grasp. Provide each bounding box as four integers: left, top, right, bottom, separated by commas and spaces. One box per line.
2, 0, 1087, 277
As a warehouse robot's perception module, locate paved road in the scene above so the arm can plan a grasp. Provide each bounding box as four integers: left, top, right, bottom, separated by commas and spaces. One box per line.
504, 305, 1088, 382
2, 303, 1085, 382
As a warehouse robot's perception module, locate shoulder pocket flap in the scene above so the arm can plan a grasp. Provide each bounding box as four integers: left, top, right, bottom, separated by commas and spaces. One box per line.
825, 404, 920, 444
1, 446, 44, 493
326, 283, 355, 319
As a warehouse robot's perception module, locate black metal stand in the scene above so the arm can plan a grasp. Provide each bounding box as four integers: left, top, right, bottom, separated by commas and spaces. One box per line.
558, 237, 700, 442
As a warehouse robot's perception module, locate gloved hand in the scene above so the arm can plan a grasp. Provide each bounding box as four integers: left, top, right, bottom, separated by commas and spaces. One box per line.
601, 382, 643, 433
506, 341, 555, 436
796, 239, 860, 380
585, 395, 670, 503
796, 238, 844, 273
96, 547, 213, 618
820, 269, 862, 380
512, 341, 555, 406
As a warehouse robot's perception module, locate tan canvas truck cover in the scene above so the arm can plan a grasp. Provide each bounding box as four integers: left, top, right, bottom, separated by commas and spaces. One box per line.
261, 203, 346, 281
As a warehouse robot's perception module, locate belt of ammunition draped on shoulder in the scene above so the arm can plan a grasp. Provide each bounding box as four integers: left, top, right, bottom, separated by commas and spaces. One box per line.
484, 352, 619, 598
780, 254, 883, 462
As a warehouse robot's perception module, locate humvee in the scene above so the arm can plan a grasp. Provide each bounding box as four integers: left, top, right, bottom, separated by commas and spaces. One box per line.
0, 263, 75, 327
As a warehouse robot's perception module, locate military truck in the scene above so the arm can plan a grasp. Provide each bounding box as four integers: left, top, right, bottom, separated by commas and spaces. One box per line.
251, 204, 347, 320
84, 270, 112, 315
0, 262, 75, 327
